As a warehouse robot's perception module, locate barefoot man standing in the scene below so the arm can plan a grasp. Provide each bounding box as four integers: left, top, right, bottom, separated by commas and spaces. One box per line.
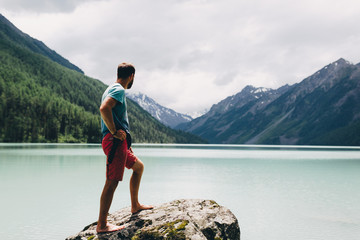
97, 63, 153, 233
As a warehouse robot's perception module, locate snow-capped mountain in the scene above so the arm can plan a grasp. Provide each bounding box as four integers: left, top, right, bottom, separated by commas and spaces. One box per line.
179, 58, 360, 146
127, 92, 193, 128
186, 108, 209, 119
176, 84, 291, 132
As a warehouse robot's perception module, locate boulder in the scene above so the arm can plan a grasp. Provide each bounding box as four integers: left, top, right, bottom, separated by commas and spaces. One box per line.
66, 199, 240, 240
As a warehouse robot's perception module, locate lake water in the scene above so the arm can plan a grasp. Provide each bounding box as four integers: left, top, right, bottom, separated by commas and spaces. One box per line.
0, 143, 360, 240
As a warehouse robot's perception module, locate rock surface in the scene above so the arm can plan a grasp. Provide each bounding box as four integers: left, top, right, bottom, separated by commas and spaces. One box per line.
66, 199, 240, 240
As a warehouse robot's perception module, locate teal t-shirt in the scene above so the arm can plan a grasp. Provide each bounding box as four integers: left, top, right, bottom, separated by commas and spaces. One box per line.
101, 83, 130, 137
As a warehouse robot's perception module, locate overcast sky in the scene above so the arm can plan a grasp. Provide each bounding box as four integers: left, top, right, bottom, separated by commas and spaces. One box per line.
1, 0, 360, 115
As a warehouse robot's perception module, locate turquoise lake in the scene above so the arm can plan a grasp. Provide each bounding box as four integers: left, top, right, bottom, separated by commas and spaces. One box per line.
0, 143, 360, 240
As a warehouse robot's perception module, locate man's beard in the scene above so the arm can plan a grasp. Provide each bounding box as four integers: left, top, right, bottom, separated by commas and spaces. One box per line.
127, 80, 134, 89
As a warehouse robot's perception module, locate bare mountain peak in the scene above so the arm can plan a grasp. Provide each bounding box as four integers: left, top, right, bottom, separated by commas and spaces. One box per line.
299, 58, 358, 94
318, 58, 352, 73
127, 92, 192, 128
205, 85, 281, 117
241, 85, 272, 94
128, 92, 152, 103
333, 58, 351, 65
242, 85, 257, 91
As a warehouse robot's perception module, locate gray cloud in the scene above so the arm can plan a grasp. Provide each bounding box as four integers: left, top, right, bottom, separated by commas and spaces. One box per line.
2, 0, 360, 114
0, 0, 106, 13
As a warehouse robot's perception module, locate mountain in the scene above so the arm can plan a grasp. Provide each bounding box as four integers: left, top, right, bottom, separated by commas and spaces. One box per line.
0, 14, 83, 73
177, 84, 292, 141
0, 14, 205, 144
127, 100, 206, 144
186, 108, 209, 119
127, 92, 192, 128
179, 58, 360, 146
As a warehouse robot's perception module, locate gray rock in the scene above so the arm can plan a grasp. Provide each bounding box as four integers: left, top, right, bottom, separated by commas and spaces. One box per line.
66, 199, 240, 240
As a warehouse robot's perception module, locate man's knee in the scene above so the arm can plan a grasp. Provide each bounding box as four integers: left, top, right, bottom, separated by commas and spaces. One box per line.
104, 179, 119, 192
132, 159, 144, 174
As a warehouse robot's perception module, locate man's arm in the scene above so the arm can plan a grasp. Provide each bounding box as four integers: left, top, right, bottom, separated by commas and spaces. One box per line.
100, 96, 126, 141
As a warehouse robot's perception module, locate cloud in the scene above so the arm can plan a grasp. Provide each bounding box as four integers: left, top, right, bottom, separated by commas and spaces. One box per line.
1, 0, 360, 114
0, 0, 106, 13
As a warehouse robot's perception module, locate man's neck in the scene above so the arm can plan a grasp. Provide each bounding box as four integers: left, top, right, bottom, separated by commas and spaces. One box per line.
116, 79, 127, 89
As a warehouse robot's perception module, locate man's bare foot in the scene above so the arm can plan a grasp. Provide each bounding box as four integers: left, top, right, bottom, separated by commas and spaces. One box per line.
96, 223, 125, 233
131, 204, 154, 214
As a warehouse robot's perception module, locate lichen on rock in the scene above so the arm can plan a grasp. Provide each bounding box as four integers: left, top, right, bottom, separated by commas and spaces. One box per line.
66, 199, 240, 240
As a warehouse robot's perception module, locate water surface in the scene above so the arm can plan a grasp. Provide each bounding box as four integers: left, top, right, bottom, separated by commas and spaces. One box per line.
0, 143, 359, 240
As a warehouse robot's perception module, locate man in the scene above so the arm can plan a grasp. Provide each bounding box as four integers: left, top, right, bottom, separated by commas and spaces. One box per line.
97, 63, 153, 233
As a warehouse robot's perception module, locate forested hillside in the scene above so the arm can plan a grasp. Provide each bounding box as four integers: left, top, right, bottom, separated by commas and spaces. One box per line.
0, 32, 101, 142
0, 14, 205, 143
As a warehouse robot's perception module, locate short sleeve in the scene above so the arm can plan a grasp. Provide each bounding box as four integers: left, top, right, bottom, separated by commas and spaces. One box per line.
107, 85, 125, 104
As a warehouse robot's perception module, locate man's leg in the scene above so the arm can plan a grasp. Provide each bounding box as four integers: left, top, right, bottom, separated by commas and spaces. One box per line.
97, 179, 124, 233
130, 159, 153, 213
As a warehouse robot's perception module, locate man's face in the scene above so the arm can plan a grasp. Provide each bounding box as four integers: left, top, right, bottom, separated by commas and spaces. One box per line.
127, 74, 134, 89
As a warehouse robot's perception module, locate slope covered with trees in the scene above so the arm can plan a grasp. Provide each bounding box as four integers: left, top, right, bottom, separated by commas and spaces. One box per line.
0, 14, 205, 144
0, 14, 83, 73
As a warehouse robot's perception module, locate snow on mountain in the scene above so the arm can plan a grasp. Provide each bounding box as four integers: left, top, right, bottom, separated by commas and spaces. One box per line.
252, 87, 271, 94
178, 84, 292, 133
186, 109, 209, 119
179, 58, 360, 145
127, 92, 193, 128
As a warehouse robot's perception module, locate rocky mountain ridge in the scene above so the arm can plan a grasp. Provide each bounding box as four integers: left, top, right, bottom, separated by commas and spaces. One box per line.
178, 58, 360, 146
127, 92, 193, 128
178, 84, 292, 133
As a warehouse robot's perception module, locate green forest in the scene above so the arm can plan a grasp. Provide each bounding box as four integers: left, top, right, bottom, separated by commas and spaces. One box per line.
0, 15, 205, 144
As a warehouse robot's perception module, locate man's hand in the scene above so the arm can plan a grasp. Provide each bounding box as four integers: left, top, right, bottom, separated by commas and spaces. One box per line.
113, 129, 126, 141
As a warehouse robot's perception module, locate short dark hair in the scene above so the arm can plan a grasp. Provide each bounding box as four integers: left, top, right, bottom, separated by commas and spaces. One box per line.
117, 63, 135, 79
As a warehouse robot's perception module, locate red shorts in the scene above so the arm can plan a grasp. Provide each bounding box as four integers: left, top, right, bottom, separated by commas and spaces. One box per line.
102, 133, 137, 181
